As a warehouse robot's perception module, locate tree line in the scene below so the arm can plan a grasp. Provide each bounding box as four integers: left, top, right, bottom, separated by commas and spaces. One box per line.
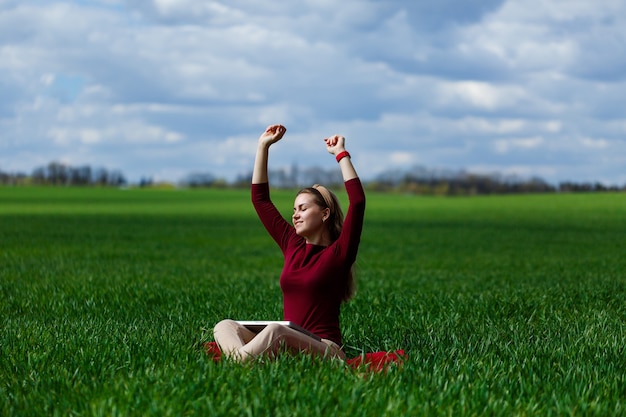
1, 162, 624, 194
255, 165, 625, 195
1, 162, 126, 187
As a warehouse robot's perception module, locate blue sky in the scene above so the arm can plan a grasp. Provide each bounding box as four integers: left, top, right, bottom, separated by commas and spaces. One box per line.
1, 0, 625, 185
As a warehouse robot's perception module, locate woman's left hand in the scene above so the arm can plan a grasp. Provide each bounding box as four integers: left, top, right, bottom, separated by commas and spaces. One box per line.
324, 135, 346, 156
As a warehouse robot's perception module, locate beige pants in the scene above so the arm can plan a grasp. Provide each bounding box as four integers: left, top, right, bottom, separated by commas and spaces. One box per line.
213, 319, 346, 363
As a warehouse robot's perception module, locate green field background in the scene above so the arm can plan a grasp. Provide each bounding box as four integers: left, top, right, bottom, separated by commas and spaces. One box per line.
1, 187, 625, 416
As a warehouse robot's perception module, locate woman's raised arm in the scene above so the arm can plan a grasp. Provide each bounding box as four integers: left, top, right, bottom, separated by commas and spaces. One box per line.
324, 134, 358, 182
252, 124, 286, 184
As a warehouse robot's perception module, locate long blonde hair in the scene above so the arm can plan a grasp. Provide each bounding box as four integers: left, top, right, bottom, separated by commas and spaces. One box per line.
297, 184, 356, 302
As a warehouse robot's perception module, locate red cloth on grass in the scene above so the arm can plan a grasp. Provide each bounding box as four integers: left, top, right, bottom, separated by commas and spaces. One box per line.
345, 350, 406, 372
204, 341, 222, 362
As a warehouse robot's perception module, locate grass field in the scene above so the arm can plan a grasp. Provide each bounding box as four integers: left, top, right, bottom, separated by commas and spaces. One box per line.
1, 186, 625, 416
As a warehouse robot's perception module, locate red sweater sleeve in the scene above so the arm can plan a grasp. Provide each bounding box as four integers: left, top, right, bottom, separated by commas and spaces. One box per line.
251, 182, 299, 253
335, 178, 366, 265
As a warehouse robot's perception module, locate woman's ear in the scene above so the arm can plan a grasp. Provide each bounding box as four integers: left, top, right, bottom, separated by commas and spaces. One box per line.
322, 208, 330, 222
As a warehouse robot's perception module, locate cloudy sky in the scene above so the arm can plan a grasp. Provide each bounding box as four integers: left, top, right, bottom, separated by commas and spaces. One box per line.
1, 0, 625, 185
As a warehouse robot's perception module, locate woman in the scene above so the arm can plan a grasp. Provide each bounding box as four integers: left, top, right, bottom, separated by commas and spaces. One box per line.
213, 124, 366, 363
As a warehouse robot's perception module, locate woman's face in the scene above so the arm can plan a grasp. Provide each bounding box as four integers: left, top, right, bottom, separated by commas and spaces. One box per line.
292, 193, 328, 239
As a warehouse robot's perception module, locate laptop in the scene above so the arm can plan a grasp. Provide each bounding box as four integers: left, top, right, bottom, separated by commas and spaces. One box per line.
236, 320, 321, 341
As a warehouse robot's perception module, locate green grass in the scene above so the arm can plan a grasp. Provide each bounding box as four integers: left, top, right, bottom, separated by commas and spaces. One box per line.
1, 187, 625, 416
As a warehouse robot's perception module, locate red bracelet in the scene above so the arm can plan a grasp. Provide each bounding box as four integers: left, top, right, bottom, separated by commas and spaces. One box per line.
336, 151, 350, 163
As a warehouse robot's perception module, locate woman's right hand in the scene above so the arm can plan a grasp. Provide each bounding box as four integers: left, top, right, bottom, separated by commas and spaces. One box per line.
259, 124, 286, 148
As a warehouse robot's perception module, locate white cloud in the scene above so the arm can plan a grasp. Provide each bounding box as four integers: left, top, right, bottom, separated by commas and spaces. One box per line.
389, 152, 414, 165
46, 117, 185, 146
579, 137, 609, 150
437, 81, 529, 110
80, 129, 102, 145
493, 137, 544, 154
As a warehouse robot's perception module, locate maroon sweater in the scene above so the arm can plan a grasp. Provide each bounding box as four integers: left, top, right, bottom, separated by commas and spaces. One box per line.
251, 178, 366, 345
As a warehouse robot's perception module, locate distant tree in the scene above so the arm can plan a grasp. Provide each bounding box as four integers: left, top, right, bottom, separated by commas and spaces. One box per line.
107, 170, 127, 187
93, 168, 109, 186
0, 169, 28, 185
268, 167, 297, 188
183, 172, 216, 188
32, 167, 46, 185
232, 172, 252, 188
139, 177, 153, 188
298, 166, 343, 188
47, 162, 70, 185
69, 165, 92, 185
